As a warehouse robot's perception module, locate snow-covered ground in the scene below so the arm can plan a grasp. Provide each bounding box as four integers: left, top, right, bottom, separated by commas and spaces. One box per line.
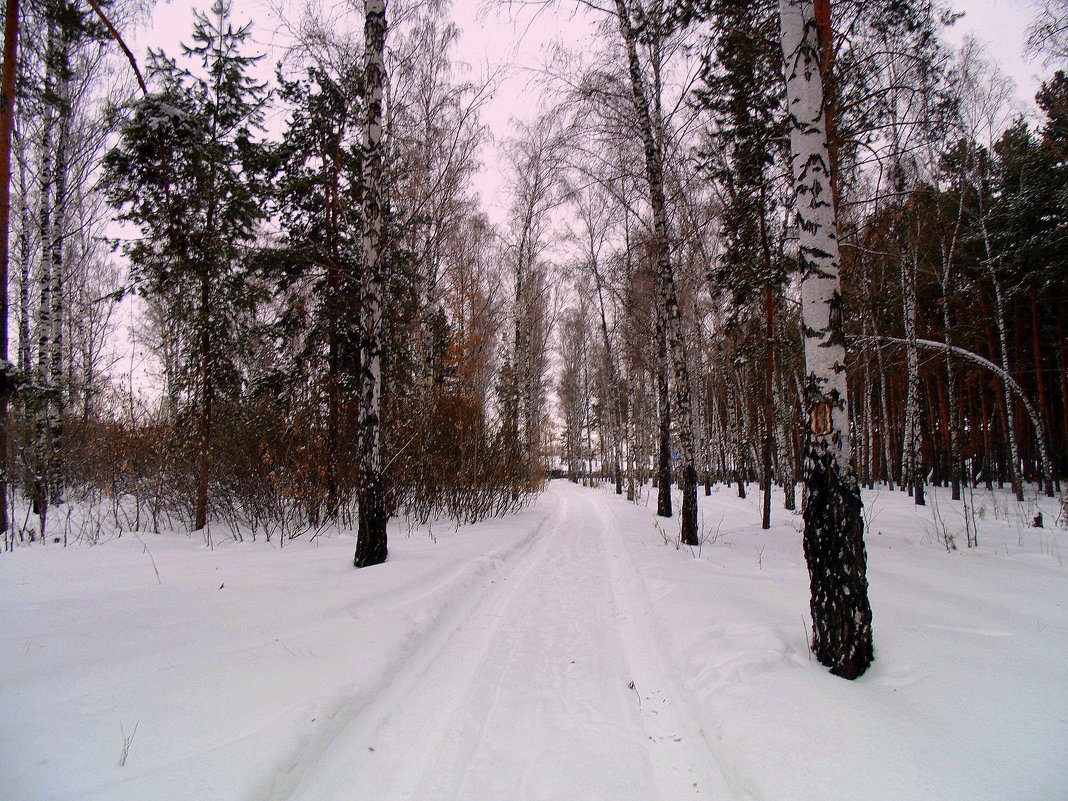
1, 480, 1066, 801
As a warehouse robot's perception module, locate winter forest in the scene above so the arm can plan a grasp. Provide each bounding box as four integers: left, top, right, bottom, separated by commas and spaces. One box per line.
1, 0, 1068, 798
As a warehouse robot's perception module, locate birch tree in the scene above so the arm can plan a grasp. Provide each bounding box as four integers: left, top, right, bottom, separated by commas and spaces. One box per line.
0, 0, 17, 539
779, 0, 872, 679
611, 0, 699, 545
353, 0, 389, 567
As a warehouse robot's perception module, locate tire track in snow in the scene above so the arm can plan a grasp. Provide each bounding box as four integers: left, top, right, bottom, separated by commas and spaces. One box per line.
268, 481, 744, 800
251, 491, 566, 801
591, 489, 759, 801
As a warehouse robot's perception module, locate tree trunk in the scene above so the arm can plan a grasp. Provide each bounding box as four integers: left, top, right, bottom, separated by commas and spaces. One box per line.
902, 254, 924, 505
761, 241, 775, 529
354, 0, 389, 568
194, 273, 211, 532
0, 0, 18, 541
779, 0, 873, 679
35, 14, 59, 517
978, 219, 1024, 501
612, 0, 698, 545
47, 61, 71, 505
655, 338, 673, 517
1029, 289, 1055, 495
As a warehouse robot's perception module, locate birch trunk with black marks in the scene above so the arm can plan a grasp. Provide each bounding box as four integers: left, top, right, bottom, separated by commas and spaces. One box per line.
612, 0, 697, 543
779, 0, 873, 679
354, 0, 389, 567
46, 57, 71, 505
0, 0, 18, 540
33, 14, 59, 516
901, 253, 924, 504
978, 218, 1023, 501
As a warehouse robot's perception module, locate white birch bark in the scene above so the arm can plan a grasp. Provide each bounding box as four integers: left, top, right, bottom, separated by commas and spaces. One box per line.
902, 253, 924, 503
612, 0, 699, 543
33, 15, 59, 515
779, 0, 872, 679
46, 56, 72, 503
780, 3, 850, 471
354, 0, 389, 567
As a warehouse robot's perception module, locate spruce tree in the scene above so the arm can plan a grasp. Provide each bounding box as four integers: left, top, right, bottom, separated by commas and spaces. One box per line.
102, 0, 270, 531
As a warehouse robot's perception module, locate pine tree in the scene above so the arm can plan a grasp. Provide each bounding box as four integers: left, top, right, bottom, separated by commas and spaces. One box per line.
102, 0, 270, 531
696, 0, 789, 528
272, 64, 365, 519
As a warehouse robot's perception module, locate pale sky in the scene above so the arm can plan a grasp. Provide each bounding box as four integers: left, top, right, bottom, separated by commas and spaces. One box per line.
129, 0, 1055, 218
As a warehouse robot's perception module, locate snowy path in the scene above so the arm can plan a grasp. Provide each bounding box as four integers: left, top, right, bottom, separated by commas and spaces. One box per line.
4, 480, 1067, 801
267, 482, 733, 801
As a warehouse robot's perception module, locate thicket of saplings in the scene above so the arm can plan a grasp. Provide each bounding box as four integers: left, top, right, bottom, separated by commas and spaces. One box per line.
9, 388, 543, 548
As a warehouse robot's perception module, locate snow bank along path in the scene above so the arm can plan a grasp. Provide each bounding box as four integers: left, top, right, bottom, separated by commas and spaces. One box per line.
2, 479, 1066, 800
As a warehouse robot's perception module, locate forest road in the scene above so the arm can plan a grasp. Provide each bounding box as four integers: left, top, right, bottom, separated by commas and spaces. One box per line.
277, 481, 739, 801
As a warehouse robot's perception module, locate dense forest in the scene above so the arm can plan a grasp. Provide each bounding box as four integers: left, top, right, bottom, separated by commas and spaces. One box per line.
1, 0, 1066, 678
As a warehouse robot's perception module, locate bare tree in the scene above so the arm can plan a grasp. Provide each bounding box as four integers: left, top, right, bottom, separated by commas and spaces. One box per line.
1026, 0, 1068, 65
611, 0, 700, 545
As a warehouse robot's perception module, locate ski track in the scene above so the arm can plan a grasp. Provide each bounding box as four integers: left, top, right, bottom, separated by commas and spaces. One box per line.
270, 482, 737, 801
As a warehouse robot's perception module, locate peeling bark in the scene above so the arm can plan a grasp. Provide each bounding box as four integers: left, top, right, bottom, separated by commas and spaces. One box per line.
354, 0, 389, 568
779, 0, 873, 679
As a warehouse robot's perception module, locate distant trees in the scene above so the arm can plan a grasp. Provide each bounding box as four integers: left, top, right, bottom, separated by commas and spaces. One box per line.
0, 0, 1060, 651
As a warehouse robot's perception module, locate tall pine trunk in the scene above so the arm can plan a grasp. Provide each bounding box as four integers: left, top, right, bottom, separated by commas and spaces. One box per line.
354, 0, 389, 567
779, 0, 873, 679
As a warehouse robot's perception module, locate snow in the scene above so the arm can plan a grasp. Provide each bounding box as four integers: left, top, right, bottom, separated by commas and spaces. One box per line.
2, 480, 1066, 800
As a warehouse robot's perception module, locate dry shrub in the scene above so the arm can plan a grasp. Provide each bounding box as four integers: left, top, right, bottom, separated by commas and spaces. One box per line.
390, 389, 543, 525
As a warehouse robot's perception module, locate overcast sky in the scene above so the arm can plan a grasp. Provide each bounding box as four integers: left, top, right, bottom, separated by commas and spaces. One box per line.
129, 0, 1054, 217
